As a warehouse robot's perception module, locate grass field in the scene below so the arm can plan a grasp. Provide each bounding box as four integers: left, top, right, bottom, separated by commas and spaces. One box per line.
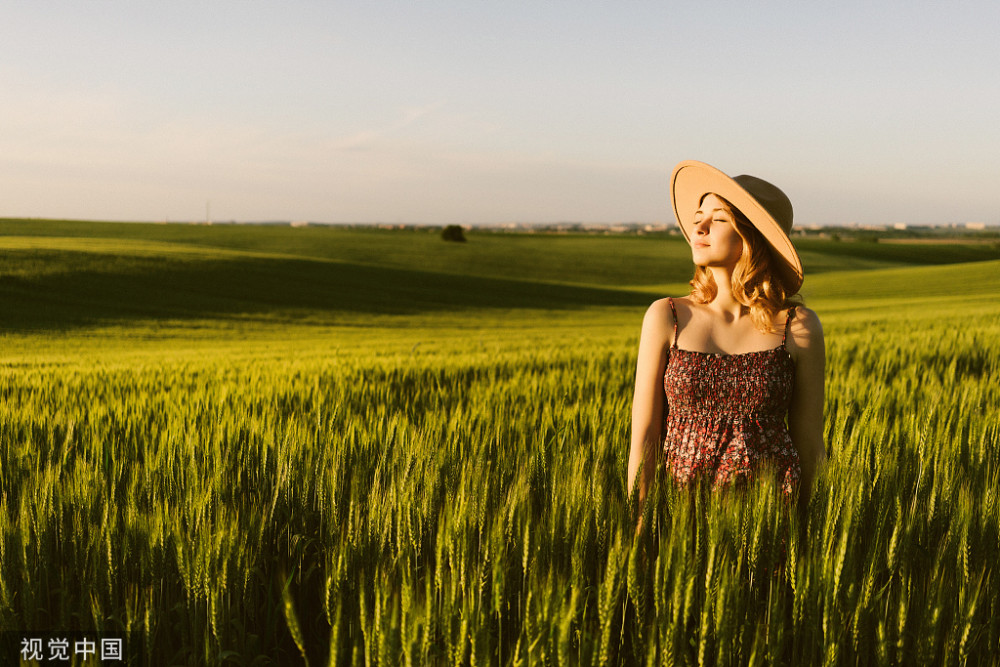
1, 220, 999, 665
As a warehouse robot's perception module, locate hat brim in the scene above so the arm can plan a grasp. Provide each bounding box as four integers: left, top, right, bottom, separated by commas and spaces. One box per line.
670, 160, 803, 291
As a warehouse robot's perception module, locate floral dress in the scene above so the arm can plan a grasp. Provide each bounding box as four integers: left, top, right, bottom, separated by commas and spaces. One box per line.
662, 298, 801, 496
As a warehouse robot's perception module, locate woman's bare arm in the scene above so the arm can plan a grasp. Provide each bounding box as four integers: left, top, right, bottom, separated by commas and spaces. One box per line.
787, 307, 827, 503
627, 299, 673, 512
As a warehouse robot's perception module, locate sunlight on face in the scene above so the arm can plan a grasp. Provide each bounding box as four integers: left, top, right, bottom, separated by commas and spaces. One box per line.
690, 193, 744, 268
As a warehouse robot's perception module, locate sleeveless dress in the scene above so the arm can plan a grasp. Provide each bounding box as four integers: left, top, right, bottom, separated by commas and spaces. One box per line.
662, 298, 801, 496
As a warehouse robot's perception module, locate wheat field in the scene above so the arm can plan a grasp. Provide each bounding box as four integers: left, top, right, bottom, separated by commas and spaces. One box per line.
1, 222, 998, 665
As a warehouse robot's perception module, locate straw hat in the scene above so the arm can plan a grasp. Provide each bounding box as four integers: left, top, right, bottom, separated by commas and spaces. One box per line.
670, 160, 803, 293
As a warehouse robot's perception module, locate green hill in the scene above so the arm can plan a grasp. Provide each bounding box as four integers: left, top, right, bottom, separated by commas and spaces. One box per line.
0, 237, 651, 333
1, 221, 998, 351
3, 219, 999, 289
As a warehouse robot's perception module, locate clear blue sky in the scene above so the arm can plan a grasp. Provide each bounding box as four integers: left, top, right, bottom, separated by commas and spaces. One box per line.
1, 1, 997, 225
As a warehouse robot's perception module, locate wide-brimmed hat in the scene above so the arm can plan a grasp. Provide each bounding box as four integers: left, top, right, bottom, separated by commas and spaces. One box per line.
670, 160, 803, 293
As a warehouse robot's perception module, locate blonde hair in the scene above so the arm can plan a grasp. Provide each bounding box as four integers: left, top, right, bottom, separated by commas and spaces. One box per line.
688, 194, 802, 334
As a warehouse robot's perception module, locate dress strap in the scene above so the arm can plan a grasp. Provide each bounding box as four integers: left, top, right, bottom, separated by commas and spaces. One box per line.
667, 297, 679, 349
782, 307, 797, 347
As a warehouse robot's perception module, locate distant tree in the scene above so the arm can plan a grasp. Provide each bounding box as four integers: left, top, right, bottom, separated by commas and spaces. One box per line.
441, 225, 467, 242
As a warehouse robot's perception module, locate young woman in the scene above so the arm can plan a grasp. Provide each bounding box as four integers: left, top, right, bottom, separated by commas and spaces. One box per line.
627, 161, 826, 513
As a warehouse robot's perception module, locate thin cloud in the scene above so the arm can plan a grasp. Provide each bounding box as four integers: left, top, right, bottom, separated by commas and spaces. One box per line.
337, 102, 445, 151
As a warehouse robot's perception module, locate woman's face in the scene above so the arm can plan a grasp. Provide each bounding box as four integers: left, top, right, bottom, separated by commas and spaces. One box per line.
690, 193, 744, 268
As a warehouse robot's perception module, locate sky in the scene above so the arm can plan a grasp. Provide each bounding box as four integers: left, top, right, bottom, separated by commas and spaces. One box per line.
1, 1, 998, 226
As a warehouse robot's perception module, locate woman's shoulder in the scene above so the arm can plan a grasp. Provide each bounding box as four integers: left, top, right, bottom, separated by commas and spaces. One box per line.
787, 305, 822, 329
785, 305, 824, 349
640, 297, 683, 340
644, 295, 691, 319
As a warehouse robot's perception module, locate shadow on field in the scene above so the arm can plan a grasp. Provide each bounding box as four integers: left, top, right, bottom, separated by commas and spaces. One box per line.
0, 250, 652, 331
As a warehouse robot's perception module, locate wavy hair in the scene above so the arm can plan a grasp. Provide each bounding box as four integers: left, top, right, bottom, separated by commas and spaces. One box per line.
688, 194, 802, 334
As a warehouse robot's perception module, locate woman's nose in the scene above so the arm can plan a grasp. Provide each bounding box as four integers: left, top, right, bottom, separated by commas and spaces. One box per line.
693, 219, 709, 234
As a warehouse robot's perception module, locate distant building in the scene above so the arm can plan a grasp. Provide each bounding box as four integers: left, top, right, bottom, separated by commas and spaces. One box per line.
965, 222, 986, 230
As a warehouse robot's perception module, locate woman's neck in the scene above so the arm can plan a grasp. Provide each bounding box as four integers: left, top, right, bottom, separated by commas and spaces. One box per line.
706, 266, 745, 319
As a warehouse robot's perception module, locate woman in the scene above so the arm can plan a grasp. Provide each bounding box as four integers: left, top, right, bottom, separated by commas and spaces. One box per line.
627, 161, 826, 514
